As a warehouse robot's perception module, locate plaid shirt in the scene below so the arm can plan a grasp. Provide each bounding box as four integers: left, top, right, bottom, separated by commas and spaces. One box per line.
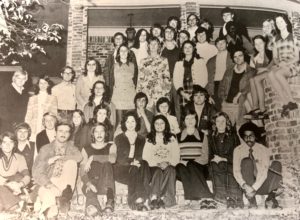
274, 33, 300, 76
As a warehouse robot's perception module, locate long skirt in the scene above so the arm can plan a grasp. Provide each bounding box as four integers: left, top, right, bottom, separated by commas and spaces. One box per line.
113, 160, 151, 209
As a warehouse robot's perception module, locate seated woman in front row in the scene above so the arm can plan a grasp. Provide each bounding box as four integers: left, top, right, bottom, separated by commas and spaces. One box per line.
0, 132, 30, 211
176, 107, 216, 209
114, 111, 151, 211
80, 123, 116, 217
208, 112, 243, 208
142, 115, 180, 209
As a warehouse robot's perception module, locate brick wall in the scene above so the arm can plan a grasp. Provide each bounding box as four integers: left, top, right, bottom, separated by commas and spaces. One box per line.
66, 3, 88, 76
264, 11, 300, 207
86, 2, 198, 68
87, 36, 114, 69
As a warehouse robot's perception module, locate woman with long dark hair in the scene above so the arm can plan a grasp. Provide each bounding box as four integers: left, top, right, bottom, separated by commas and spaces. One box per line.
114, 111, 151, 211
72, 109, 86, 150
80, 123, 116, 215
76, 58, 104, 110
245, 35, 273, 119
208, 112, 243, 208
78, 103, 114, 150
173, 40, 208, 118
131, 29, 150, 69
83, 81, 112, 123
25, 75, 57, 142
267, 14, 300, 117
111, 44, 137, 126
142, 115, 179, 209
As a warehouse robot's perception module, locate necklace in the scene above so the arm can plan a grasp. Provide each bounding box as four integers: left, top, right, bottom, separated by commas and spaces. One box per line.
1, 154, 13, 172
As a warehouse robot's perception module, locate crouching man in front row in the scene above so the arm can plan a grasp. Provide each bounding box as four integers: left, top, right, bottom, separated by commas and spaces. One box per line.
233, 122, 282, 208
32, 121, 82, 219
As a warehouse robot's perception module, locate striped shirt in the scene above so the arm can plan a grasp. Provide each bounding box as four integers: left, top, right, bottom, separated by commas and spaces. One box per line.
177, 129, 208, 165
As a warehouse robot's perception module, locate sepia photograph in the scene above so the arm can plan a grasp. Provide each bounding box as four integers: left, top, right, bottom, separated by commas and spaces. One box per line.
0, 0, 300, 219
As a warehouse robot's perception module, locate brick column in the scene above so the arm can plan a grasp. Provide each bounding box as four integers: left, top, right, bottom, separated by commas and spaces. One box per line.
66, 1, 88, 76
264, 10, 300, 207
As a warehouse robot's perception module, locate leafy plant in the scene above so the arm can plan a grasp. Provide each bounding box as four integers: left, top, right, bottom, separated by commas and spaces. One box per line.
0, 0, 64, 64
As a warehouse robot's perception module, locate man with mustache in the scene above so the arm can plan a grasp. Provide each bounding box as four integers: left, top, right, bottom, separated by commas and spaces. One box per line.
233, 122, 282, 209
32, 121, 82, 219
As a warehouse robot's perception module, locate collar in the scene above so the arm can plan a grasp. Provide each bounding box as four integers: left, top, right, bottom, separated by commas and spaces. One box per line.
277, 33, 293, 41
180, 128, 201, 141
234, 63, 247, 73
18, 140, 31, 152
12, 82, 24, 94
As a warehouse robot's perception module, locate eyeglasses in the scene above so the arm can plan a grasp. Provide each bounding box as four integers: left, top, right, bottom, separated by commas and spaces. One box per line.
243, 134, 255, 139
63, 72, 73, 75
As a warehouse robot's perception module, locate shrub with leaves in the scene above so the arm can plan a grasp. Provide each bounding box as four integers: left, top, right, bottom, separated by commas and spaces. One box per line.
0, 0, 64, 64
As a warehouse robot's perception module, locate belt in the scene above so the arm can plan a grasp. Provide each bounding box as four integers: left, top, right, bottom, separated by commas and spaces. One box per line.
58, 109, 74, 114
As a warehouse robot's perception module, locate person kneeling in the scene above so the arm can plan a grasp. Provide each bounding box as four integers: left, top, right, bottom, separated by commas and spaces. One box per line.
233, 122, 282, 208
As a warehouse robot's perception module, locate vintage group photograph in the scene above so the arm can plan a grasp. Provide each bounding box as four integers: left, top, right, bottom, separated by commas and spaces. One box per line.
0, 0, 299, 219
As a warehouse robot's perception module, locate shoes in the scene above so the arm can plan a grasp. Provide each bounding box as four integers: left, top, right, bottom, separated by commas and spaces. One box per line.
200, 199, 217, 209
86, 205, 101, 218
157, 199, 165, 209
281, 102, 298, 117
136, 203, 149, 211
103, 199, 114, 213
248, 197, 258, 209
150, 199, 159, 210
226, 197, 236, 209
244, 109, 269, 120
57, 185, 73, 214
150, 198, 164, 210
265, 192, 282, 209
135, 198, 149, 211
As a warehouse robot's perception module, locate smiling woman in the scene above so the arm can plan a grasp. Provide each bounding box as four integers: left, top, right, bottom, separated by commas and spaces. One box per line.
0, 132, 31, 211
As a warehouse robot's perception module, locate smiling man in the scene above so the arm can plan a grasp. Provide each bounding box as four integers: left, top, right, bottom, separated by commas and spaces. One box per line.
32, 120, 82, 219
218, 48, 255, 126
0, 70, 29, 133
233, 122, 282, 209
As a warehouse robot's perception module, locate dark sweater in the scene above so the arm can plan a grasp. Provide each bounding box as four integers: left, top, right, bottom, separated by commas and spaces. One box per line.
114, 133, 145, 165
161, 47, 180, 78
36, 130, 50, 153
0, 84, 29, 132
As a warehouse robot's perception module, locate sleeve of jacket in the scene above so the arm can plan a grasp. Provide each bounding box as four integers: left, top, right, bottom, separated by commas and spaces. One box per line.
75, 76, 86, 109
239, 67, 255, 96
32, 145, 52, 186
206, 56, 216, 96
218, 68, 231, 101
24, 97, 33, 125
173, 61, 183, 91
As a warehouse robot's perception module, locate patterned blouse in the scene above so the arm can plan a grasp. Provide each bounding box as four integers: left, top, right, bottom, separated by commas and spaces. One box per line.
136, 56, 172, 110
273, 33, 300, 77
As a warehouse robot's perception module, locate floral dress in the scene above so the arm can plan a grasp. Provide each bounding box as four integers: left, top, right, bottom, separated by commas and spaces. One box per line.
136, 56, 172, 110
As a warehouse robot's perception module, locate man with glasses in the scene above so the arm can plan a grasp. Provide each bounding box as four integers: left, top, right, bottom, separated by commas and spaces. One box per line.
52, 66, 76, 120
233, 122, 282, 208
0, 69, 29, 133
